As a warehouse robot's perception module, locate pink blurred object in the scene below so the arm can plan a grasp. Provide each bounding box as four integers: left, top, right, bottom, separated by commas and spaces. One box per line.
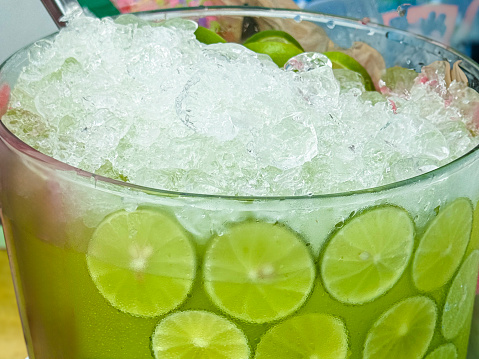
382, 4, 458, 45
0, 83, 10, 118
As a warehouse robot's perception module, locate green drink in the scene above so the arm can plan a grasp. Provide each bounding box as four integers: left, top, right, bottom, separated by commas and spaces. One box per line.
1, 7, 479, 359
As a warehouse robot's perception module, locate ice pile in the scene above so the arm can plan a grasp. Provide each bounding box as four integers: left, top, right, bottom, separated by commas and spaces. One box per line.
2, 14, 479, 196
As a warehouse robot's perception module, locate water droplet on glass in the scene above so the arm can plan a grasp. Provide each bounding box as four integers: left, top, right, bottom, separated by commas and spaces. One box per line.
367, 29, 375, 36
385, 31, 405, 43
294, 15, 302, 23
284, 52, 332, 72
359, 251, 371, 261
361, 17, 370, 25
397, 3, 411, 17
326, 20, 335, 29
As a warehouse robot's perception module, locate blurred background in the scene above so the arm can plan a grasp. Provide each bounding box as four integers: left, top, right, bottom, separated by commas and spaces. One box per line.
3, 0, 479, 64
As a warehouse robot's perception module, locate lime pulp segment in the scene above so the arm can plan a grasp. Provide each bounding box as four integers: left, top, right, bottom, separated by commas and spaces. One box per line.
442, 250, 479, 340
321, 205, 414, 304
424, 343, 458, 359
87, 208, 196, 317
203, 221, 315, 323
364, 296, 437, 359
151, 310, 250, 359
254, 313, 348, 359
413, 198, 473, 292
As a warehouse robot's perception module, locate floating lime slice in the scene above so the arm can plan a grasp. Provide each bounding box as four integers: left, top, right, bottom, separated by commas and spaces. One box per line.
194, 26, 227, 44
244, 42, 303, 67
321, 205, 414, 304
151, 310, 250, 359
364, 296, 437, 359
424, 343, 457, 359
442, 250, 479, 340
254, 313, 348, 359
203, 221, 315, 323
323, 51, 375, 91
413, 198, 473, 292
87, 208, 196, 317
244, 30, 304, 51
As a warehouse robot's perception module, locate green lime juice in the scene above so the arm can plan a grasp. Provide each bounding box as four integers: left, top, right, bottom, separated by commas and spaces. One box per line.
2, 181, 479, 358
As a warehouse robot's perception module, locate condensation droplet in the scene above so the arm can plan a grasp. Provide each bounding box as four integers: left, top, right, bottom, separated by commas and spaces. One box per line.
326, 20, 335, 29
385, 31, 405, 43
361, 17, 370, 25
360, 251, 371, 261
397, 3, 411, 17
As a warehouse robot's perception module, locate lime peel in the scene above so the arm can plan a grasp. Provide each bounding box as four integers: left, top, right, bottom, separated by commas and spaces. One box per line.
324, 51, 375, 91
244, 42, 303, 68
244, 29, 304, 51
194, 26, 227, 44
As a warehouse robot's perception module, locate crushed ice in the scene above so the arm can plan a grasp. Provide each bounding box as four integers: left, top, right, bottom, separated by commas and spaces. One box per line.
3, 14, 479, 196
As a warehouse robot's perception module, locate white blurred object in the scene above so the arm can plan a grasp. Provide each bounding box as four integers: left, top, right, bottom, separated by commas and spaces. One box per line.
0, 0, 57, 65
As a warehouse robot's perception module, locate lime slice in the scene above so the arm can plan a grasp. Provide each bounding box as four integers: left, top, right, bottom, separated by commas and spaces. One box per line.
442, 250, 479, 340
424, 343, 457, 359
151, 310, 250, 359
87, 208, 196, 317
244, 42, 303, 67
321, 205, 414, 304
364, 296, 437, 359
413, 198, 473, 292
244, 30, 304, 51
203, 221, 315, 323
254, 313, 348, 359
323, 51, 375, 91
194, 26, 227, 45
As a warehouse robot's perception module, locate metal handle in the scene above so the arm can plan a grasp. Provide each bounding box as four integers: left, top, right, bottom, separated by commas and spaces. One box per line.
40, 0, 82, 27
